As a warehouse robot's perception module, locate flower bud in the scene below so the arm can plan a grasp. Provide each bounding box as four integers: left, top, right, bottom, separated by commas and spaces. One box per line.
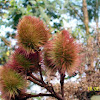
43, 30, 81, 75
10, 47, 40, 74
17, 16, 50, 52
0, 66, 26, 99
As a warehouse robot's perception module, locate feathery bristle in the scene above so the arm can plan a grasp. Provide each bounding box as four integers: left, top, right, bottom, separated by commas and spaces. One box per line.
43, 30, 81, 75
17, 16, 50, 52
0, 66, 26, 99
43, 41, 57, 72
10, 47, 40, 74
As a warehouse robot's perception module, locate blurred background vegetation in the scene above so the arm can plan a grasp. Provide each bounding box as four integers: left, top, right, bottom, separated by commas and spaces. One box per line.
0, 0, 99, 65
0, 0, 100, 100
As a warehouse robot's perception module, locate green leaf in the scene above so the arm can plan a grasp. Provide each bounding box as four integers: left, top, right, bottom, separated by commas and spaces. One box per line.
10, 0, 15, 5
27, 5, 32, 12
39, 6, 50, 24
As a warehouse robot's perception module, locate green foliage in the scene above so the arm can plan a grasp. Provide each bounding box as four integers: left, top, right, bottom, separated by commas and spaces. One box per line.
0, 36, 10, 64
0, 0, 99, 65
0, 0, 65, 65
87, 0, 99, 21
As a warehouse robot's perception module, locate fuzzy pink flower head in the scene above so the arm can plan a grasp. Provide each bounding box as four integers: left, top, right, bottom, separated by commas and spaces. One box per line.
46, 30, 81, 75
17, 16, 50, 52
0, 66, 26, 100
42, 40, 57, 72
10, 47, 41, 74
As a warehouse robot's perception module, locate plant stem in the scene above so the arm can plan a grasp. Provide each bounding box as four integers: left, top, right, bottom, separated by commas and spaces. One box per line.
28, 75, 63, 100
24, 93, 54, 99
39, 64, 44, 82
27, 51, 63, 100
27, 76, 44, 87
37, 51, 44, 82
29, 73, 42, 82
60, 73, 65, 100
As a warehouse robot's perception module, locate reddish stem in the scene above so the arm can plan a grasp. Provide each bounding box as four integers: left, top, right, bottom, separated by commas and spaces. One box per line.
27, 51, 63, 100
60, 73, 65, 100
37, 51, 44, 82
24, 93, 54, 99
29, 73, 42, 82
39, 64, 44, 82
15, 91, 54, 100
28, 75, 63, 100
27, 76, 44, 87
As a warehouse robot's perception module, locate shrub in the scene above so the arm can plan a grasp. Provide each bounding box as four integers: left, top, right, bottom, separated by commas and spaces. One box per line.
0, 16, 81, 100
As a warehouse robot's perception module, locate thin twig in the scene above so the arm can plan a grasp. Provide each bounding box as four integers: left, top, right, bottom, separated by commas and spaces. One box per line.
39, 64, 44, 82
28, 51, 63, 100
28, 75, 63, 100
27, 76, 44, 87
37, 51, 44, 82
24, 93, 54, 99
69, 4, 84, 22
29, 73, 42, 82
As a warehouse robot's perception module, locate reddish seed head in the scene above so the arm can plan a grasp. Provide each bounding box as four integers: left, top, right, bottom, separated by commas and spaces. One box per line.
9, 47, 40, 74
0, 66, 26, 100
43, 40, 57, 72
17, 16, 50, 52
43, 30, 81, 75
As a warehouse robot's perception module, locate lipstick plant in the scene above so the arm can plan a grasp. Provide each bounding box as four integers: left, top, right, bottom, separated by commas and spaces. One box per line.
0, 16, 81, 100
